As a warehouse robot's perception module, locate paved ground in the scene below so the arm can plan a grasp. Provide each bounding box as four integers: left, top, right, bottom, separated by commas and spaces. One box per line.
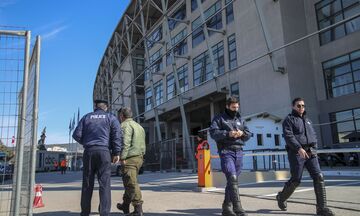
21, 171, 360, 216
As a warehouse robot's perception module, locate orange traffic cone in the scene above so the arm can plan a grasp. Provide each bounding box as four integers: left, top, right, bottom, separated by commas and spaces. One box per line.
33, 184, 45, 208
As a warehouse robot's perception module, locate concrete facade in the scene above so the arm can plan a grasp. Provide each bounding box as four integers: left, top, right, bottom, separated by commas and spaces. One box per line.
93, 0, 360, 152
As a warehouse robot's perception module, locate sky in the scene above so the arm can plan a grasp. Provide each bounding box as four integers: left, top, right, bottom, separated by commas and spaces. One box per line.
0, 0, 130, 144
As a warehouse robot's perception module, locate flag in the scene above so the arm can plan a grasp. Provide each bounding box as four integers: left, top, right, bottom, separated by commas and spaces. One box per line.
77, 108, 80, 124
11, 136, 15, 145
71, 114, 75, 131
68, 118, 72, 134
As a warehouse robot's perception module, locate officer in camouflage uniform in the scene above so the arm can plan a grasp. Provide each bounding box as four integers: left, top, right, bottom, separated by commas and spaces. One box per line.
116, 107, 146, 216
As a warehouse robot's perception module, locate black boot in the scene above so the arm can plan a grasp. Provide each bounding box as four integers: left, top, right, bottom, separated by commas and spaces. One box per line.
222, 201, 236, 216
130, 203, 143, 216
276, 181, 299, 211
223, 184, 236, 216
229, 175, 247, 216
314, 174, 335, 216
117, 202, 130, 215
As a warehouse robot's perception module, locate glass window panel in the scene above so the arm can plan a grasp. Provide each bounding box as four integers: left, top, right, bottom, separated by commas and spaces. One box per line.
356, 120, 360, 130
317, 0, 342, 21
323, 55, 349, 69
352, 60, 360, 70
354, 108, 360, 119
343, 0, 359, 8
345, 16, 360, 34
332, 73, 353, 87
355, 81, 360, 92
350, 50, 360, 60
332, 64, 351, 76
333, 83, 355, 97
337, 121, 355, 132
335, 110, 353, 121
316, 0, 333, 10
354, 70, 360, 81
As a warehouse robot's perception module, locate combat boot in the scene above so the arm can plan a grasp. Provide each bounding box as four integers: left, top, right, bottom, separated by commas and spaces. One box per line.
222, 201, 236, 216
130, 203, 143, 216
117, 202, 130, 215
276, 181, 299, 211
314, 174, 335, 216
229, 175, 247, 216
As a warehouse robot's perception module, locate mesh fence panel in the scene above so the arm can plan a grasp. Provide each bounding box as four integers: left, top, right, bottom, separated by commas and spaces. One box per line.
0, 29, 40, 216
0, 30, 26, 216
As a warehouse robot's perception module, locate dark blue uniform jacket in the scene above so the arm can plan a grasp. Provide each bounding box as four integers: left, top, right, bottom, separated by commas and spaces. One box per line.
209, 111, 251, 151
72, 108, 122, 155
282, 110, 317, 152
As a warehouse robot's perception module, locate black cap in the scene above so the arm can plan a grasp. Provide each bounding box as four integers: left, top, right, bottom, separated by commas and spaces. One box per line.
94, 99, 108, 105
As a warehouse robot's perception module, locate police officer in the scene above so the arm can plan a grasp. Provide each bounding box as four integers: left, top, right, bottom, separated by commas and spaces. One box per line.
116, 107, 146, 216
210, 97, 251, 216
73, 99, 122, 216
276, 98, 335, 216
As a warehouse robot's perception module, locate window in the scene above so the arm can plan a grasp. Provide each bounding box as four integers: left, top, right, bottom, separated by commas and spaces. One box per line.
257, 134, 263, 146
167, 74, 175, 100
167, 28, 188, 65
228, 34, 237, 70
193, 51, 213, 86
147, 26, 162, 49
323, 49, 360, 98
330, 108, 360, 143
225, 0, 234, 24
192, 1, 222, 47
146, 49, 163, 81
138, 98, 145, 115
177, 64, 189, 92
145, 88, 152, 111
191, 0, 206, 11
192, 17, 205, 48
230, 82, 239, 96
275, 134, 280, 146
316, 0, 360, 45
206, 2, 222, 36
166, 64, 189, 100
168, 4, 186, 31
154, 81, 163, 106
212, 41, 225, 75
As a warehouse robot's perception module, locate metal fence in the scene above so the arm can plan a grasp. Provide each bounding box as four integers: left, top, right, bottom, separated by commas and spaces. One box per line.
145, 136, 197, 172
0, 30, 40, 216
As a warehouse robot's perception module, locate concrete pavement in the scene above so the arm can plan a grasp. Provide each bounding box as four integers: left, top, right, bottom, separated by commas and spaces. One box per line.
32, 171, 360, 216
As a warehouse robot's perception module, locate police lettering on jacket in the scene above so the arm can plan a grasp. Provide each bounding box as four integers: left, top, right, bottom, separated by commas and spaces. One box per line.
72, 109, 122, 155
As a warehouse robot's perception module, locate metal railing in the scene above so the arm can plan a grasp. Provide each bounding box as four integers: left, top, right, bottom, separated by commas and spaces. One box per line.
145, 136, 197, 172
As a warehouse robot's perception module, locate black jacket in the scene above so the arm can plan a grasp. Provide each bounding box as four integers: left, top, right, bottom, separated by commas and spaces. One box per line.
73, 108, 122, 155
209, 111, 251, 151
282, 110, 317, 152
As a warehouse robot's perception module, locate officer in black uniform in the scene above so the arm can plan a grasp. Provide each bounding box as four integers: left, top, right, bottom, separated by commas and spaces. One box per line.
276, 98, 335, 216
73, 99, 122, 216
210, 96, 251, 216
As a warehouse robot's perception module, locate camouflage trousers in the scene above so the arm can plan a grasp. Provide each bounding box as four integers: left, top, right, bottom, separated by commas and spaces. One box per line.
121, 155, 143, 205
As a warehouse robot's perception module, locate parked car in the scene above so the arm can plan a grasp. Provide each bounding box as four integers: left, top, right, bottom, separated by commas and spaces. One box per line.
0, 162, 13, 182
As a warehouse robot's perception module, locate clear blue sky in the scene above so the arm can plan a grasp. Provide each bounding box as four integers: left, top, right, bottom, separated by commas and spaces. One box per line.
0, 0, 130, 144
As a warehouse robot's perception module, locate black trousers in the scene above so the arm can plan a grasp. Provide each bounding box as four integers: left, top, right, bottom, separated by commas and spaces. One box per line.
81, 150, 111, 216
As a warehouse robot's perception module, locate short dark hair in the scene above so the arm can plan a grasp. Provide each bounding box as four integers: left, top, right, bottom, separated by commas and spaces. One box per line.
226, 96, 239, 106
292, 97, 305, 106
119, 107, 133, 118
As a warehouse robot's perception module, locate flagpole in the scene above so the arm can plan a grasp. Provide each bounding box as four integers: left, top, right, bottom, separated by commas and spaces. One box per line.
74, 108, 80, 171
68, 119, 71, 168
